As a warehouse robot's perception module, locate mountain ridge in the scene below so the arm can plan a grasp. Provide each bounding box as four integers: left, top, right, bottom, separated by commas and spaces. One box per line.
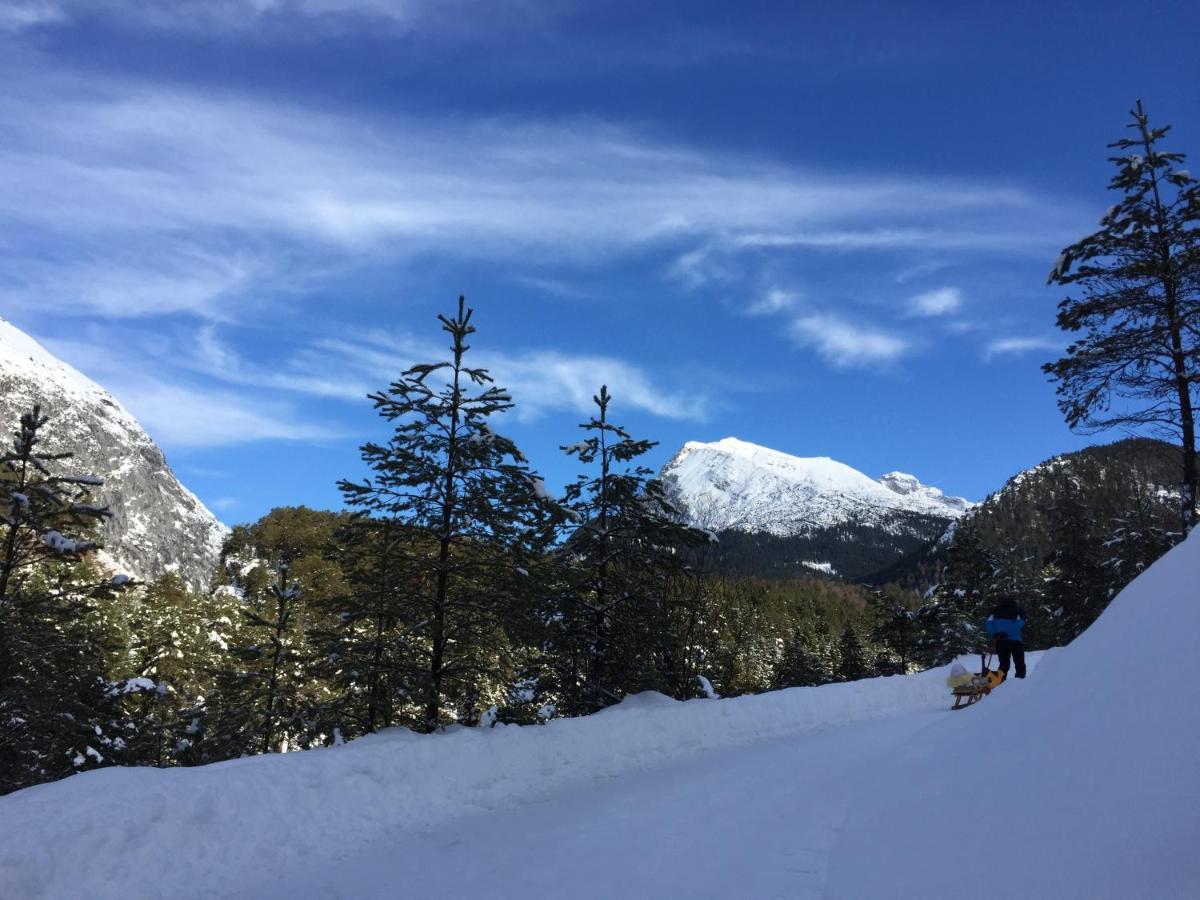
658, 436, 973, 581
662, 437, 972, 536
0, 317, 227, 591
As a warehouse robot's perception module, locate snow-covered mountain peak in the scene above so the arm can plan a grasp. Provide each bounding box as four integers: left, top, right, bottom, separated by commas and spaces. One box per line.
662, 437, 973, 537
879, 471, 920, 494
0, 317, 107, 399
0, 318, 227, 589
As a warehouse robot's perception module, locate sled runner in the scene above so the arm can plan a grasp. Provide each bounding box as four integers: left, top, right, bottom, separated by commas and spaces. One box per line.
947, 653, 1004, 710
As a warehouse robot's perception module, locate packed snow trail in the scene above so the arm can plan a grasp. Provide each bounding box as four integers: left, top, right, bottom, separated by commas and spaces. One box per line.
0, 660, 976, 899
235, 712, 946, 900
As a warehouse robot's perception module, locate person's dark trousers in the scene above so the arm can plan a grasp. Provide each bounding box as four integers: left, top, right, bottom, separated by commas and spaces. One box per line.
996, 639, 1026, 679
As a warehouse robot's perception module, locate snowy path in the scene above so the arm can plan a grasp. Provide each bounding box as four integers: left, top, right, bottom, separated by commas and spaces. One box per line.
236, 711, 944, 900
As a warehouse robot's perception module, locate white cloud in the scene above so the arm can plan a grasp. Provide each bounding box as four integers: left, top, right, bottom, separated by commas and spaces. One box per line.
0, 247, 264, 321
0, 0, 552, 36
114, 382, 344, 447
906, 286, 962, 318
38, 330, 347, 447
290, 330, 711, 422
511, 275, 601, 301
789, 314, 909, 368
0, 0, 65, 31
983, 336, 1061, 361
746, 288, 798, 316
496, 351, 709, 422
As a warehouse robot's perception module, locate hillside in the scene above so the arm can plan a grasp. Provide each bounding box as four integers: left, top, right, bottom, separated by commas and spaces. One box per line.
3, 528, 1194, 899
0, 318, 227, 590
880, 437, 1180, 590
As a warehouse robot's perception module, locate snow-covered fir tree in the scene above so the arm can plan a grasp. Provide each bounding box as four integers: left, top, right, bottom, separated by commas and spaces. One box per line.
0, 406, 130, 792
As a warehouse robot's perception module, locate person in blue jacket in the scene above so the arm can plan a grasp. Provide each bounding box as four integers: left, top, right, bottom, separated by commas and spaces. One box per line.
985, 597, 1027, 679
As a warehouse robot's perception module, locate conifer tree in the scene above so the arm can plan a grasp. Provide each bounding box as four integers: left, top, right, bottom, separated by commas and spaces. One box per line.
805, 615, 839, 685
836, 626, 868, 682
116, 573, 223, 767
1046, 100, 1200, 533
314, 516, 416, 737
772, 629, 824, 688
1038, 490, 1109, 645
548, 386, 706, 713
208, 561, 306, 755
1101, 480, 1176, 590
0, 406, 128, 792
867, 585, 918, 673
338, 297, 557, 732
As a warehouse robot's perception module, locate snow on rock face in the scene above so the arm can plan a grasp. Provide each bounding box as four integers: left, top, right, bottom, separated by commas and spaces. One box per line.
660, 437, 973, 536
0, 318, 227, 591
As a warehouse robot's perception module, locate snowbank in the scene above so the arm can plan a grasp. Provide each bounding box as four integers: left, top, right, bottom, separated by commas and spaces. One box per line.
827, 528, 1200, 899
2, 657, 971, 899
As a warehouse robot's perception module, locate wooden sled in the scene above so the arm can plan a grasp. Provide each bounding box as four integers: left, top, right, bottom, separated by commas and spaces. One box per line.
949, 653, 1005, 710
950, 684, 989, 710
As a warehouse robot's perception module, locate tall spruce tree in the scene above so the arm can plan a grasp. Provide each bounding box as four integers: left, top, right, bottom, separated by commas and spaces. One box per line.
1045, 100, 1200, 533
339, 297, 556, 732
549, 386, 706, 713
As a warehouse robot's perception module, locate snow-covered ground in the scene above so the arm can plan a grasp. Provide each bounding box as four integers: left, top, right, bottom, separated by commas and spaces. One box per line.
2, 530, 1198, 899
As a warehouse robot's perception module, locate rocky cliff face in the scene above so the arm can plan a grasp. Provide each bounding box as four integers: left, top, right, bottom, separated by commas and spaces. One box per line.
0, 318, 227, 591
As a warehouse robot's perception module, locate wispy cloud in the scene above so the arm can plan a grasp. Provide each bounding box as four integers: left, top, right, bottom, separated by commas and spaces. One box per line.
510, 274, 602, 302
789, 314, 910, 368
44, 317, 713, 446
906, 286, 962, 317
0, 62, 1080, 324
117, 379, 344, 447
746, 288, 798, 316
0, 1, 66, 31
983, 336, 1061, 361
305, 330, 712, 422
38, 329, 348, 447
1, 246, 266, 321
0, 0, 558, 37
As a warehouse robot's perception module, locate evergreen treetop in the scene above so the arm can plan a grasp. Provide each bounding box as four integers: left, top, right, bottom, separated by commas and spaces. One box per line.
1046, 99, 1200, 532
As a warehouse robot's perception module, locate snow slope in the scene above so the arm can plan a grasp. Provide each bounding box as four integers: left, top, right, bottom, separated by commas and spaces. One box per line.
826, 526, 1200, 898
661, 437, 973, 536
0, 318, 227, 589
1, 529, 1196, 899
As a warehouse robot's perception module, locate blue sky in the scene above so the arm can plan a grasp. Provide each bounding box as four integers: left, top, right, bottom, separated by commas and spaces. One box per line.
1, 0, 1197, 524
